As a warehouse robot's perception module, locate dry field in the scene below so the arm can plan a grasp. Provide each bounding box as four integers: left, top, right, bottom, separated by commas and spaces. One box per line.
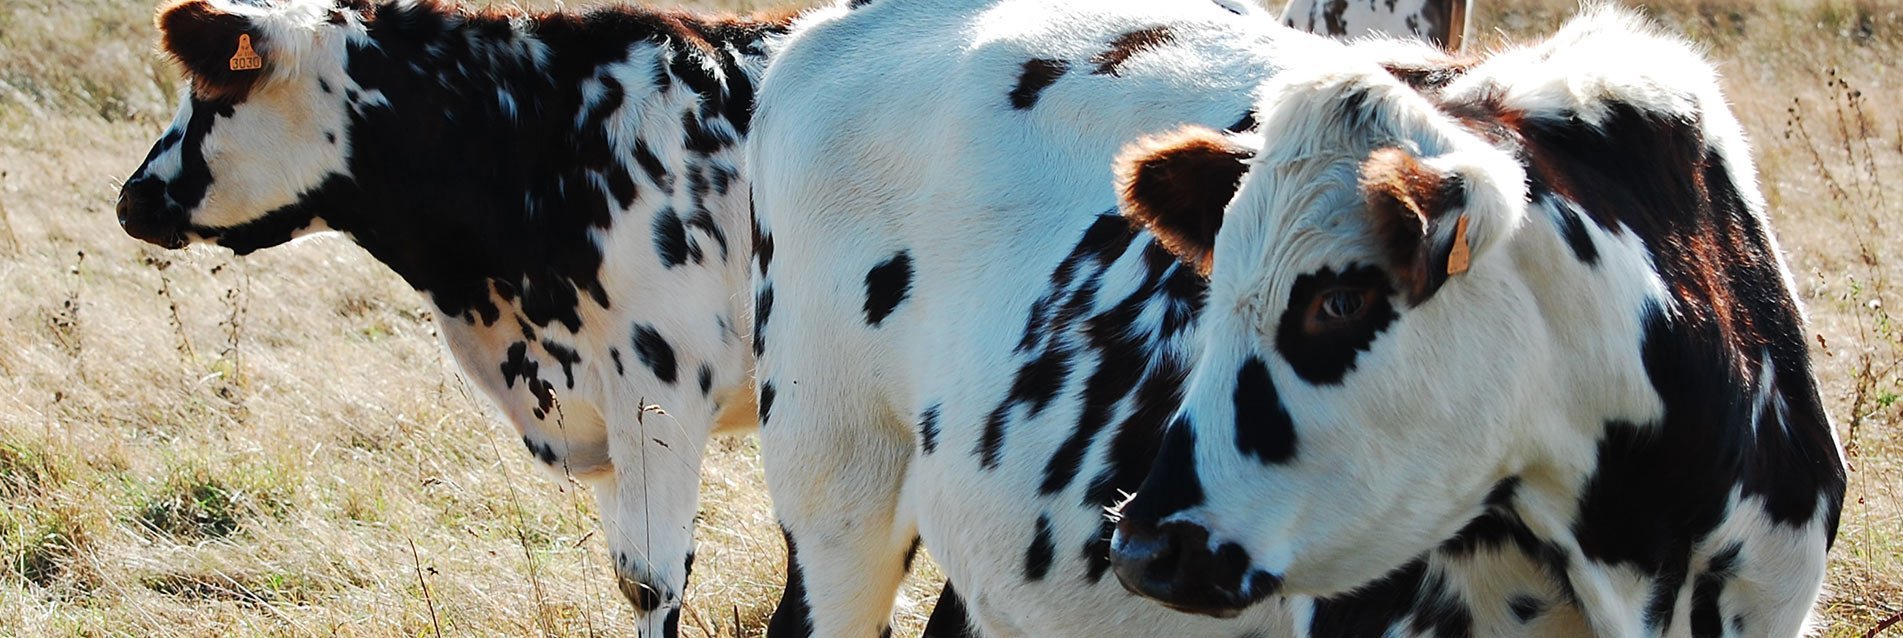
0, 0, 1897, 636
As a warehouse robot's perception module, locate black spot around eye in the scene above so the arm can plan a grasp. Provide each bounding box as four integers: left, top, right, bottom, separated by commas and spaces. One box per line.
1274, 264, 1397, 385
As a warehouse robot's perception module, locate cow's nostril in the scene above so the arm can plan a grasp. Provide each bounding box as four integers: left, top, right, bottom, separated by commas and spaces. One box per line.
1110, 519, 1269, 618
116, 178, 187, 249
616, 571, 662, 613
1110, 519, 1203, 597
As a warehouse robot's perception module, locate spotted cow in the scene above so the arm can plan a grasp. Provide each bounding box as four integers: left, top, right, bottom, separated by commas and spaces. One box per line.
1108, 8, 1845, 637
749, 0, 1467, 636
1283, 0, 1470, 50
116, 0, 786, 633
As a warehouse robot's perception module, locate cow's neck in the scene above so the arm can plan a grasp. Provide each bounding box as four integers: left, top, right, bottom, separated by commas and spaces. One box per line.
1478, 150, 1842, 635
317, 4, 788, 335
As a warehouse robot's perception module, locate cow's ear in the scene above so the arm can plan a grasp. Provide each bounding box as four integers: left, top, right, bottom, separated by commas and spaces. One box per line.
1116, 126, 1255, 276
157, 0, 267, 101
1361, 146, 1490, 303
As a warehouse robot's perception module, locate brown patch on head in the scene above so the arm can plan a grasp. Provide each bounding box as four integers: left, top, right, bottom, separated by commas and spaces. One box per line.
157, 0, 266, 102
1090, 26, 1175, 77
1115, 125, 1254, 276
1360, 147, 1467, 301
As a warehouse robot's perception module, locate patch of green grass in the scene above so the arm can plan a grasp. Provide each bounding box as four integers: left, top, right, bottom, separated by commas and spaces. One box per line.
129, 463, 292, 542
141, 568, 326, 606
2, 506, 91, 589
0, 443, 64, 498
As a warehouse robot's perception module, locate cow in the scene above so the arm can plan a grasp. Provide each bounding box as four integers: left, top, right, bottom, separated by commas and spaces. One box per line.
749, 1, 1429, 636
115, 0, 786, 634
1282, 0, 1470, 50
1107, 7, 1845, 637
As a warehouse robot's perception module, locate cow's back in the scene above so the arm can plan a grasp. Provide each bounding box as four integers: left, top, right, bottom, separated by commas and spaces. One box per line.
754, 0, 1311, 243
750, 0, 1320, 380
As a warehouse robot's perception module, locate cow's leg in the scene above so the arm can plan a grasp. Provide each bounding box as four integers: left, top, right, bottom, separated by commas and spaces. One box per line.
598, 397, 714, 637
762, 385, 916, 638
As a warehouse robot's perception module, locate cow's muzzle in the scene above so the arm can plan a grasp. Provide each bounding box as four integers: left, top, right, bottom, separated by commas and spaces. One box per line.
117, 177, 188, 249
1109, 517, 1280, 617
612, 552, 685, 636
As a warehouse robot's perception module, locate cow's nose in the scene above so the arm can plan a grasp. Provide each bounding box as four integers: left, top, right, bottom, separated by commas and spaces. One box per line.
1110, 518, 1278, 618
117, 177, 187, 249
614, 568, 664, 614
611, 551, 684, 636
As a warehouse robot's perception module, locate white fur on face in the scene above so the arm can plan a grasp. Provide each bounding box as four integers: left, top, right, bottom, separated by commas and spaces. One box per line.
192, 70, 351, 231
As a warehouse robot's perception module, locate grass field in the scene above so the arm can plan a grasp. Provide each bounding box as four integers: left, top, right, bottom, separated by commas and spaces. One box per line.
0, 0, 1898, 636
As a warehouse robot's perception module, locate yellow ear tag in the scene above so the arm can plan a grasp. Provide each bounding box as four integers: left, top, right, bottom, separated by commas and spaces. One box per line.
229, 34, 263, 71
1446, 214, 1472, 276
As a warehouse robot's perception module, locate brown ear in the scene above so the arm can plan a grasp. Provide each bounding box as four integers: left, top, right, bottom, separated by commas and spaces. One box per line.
157, 0, 266, 101
1361, 147, 1470, 302
1116, 126, 1254, 276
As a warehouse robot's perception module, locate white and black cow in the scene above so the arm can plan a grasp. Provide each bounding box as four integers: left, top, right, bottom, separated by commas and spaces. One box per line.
1282, 0, 1470, 50
751, 1, 1402, 636
116, 0, 786, 634
1108, 7, 1845, 636
750, 1, 1838, 637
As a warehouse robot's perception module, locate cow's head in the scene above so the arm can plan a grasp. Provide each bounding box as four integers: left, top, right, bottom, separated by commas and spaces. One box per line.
1107, 58, 1535, 615
118, 0, 356, 254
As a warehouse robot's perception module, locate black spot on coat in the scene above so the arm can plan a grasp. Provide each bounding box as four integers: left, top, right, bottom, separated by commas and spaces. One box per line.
1025, 515, 1056, 581
919, 403, 942, 454
631, 323, 677, 384
864, 251, 913, 326
1089, 27, 1175, 77
652, 207, 694, 268
1009, 59, 1069, 110
758, 381, 776, 425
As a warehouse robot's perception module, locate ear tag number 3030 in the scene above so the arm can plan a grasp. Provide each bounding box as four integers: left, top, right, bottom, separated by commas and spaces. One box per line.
229, 34, 262, 71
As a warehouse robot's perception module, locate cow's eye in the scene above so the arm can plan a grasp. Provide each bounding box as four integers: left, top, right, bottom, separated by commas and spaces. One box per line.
1315, 288, 1374, 323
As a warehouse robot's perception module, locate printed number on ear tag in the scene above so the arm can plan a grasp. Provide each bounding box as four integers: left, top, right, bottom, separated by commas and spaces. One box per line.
229, 34, 263, 71
1446, 214, 1472, 276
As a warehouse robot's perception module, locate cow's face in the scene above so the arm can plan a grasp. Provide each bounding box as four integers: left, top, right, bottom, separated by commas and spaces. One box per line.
1107, 64, 1534, 615
119, 0, 355, 254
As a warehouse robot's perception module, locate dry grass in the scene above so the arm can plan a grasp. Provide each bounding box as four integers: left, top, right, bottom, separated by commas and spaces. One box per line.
0, 0, 1896, 636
